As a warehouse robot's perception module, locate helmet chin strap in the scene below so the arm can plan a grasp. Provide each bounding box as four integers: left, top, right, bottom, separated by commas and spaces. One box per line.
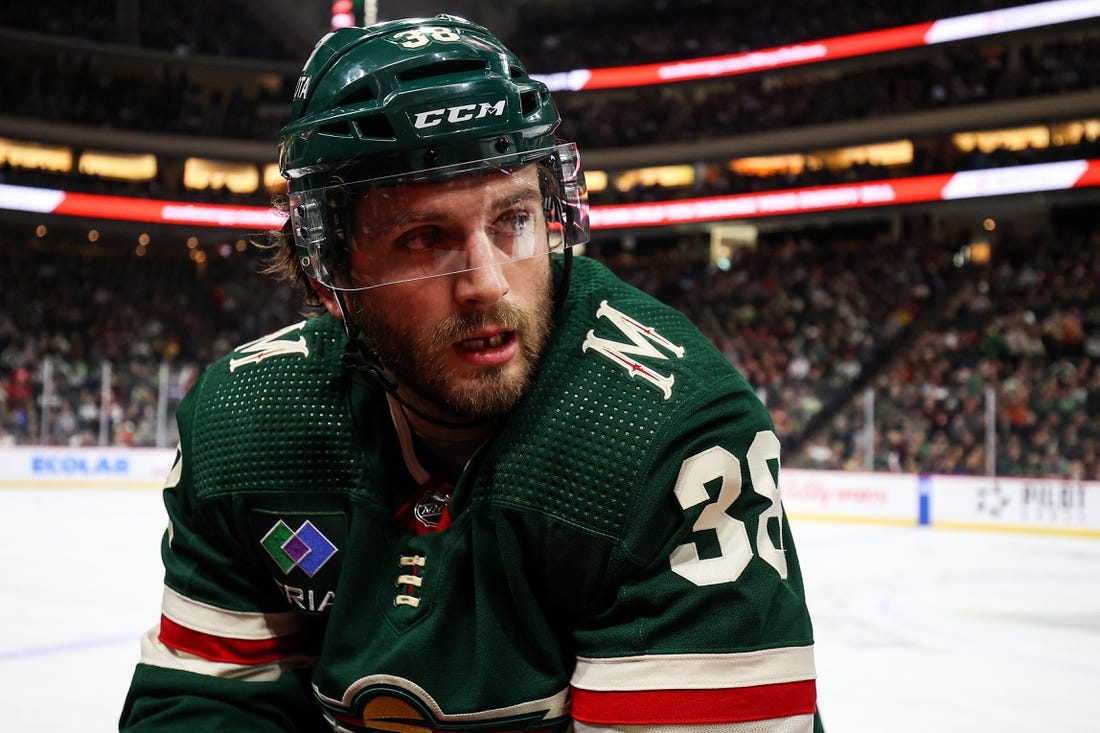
554, 248, 573, 312
332, 290, 496, 431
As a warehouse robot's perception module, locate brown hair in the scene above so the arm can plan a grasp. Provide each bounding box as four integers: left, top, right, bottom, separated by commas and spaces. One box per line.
252, 195, 326, 313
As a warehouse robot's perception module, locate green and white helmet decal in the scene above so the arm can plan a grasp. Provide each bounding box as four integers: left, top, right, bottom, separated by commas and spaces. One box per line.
278, 15, 589, 291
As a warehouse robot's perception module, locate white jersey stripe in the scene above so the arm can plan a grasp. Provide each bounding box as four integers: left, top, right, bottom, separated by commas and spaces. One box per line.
160, 585, 301, 640
572, 645, 816, 691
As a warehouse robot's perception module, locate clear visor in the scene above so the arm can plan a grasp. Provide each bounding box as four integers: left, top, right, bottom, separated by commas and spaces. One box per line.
289, 142, 588, 291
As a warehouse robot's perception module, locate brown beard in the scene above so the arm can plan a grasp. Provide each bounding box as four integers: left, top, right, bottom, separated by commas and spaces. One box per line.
347, 279, 553, 420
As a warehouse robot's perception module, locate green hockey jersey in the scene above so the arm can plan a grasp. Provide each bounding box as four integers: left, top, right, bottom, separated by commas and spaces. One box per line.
121, 256, 823, 732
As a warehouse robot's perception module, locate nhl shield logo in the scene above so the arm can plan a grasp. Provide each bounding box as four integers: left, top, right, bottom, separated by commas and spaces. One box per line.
413, 488, 451, 528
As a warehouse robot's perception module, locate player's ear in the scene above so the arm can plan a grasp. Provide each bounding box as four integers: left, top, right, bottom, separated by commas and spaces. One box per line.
311, 281, 344, 320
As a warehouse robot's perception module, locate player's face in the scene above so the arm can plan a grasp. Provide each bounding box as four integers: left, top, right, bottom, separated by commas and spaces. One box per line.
342, 165, 554, 420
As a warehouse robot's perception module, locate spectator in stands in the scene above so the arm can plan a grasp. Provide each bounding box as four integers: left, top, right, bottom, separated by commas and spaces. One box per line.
798, 223, 1098, 479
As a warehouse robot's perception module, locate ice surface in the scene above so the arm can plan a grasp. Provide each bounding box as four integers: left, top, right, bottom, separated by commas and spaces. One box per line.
1, 489, 1097, 732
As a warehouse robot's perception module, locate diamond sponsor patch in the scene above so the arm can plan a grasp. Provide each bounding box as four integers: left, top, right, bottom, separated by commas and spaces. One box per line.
261, 519, 338, 577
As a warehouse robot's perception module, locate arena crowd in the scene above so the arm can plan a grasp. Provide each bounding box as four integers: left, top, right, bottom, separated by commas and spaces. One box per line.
1, 1, 1097, 480
2, 212, 1097, 480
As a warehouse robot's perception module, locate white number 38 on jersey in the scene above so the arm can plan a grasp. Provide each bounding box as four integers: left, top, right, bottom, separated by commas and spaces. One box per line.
670, 430, 788, 586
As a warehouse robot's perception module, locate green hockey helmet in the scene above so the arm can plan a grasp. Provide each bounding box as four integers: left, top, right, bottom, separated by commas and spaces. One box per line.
279, 14, 589, 291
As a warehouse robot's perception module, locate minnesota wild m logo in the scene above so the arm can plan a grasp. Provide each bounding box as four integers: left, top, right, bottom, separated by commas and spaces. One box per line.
582, 300, 685, 399
229, 321, 310, 372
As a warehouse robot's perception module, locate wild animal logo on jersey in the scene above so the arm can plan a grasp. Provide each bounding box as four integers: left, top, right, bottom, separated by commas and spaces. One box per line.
317, 683, 571, 732
229, 321, 310, 372
581, 300, 685, 399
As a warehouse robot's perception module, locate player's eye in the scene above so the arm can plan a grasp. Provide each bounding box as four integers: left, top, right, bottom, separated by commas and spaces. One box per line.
493, 208, 535, 237
395, 227, 446, 253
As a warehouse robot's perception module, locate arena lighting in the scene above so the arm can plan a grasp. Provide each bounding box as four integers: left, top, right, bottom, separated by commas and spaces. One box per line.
330, 0, 354, 29
331, 0, 370, 29
1, 159, 1099, 231
79, 151, 157, 181
589, 159, 1100, 229
0, 186, 285, 228
182, 158, 260, 194
0, 138, 72, 173
533, 0, 1100, 91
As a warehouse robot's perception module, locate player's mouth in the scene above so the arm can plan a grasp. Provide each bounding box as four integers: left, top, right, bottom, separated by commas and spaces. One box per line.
453, 329, 518, 366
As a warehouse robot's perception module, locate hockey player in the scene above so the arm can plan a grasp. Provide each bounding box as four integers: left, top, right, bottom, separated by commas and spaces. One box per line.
121, 15, 823, 733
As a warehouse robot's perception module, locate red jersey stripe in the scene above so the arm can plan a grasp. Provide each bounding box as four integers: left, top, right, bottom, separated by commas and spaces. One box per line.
570, 680, 817, 725
158, 615, 300, 665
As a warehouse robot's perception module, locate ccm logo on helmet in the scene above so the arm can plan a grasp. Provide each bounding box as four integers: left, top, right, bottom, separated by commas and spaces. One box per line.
412, 100, 506, 129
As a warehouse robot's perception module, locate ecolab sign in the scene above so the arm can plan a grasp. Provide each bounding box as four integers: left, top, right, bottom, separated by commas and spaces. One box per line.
31, 453, 130, 476
0, 447, 175, 488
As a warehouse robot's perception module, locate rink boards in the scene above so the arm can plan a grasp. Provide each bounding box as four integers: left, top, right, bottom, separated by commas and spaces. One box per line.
781, 468, 1100, 536
2, 446, 1099, 537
